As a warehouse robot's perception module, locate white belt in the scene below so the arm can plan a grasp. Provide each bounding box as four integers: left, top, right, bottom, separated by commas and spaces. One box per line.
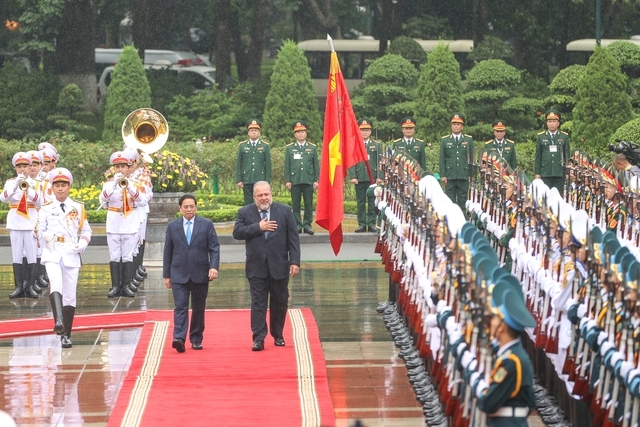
489, 406, 528, 417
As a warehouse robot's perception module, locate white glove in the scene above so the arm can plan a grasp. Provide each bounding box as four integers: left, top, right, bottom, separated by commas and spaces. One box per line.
600, 341, 614, 357
113, 173, 123, 189
460, 350, 476, 370
619, 361, 634, 382
424, 314, 437, 327
577, 303, 587, 319
43, 232, 55, 250
436, 299, 448, 313
75, 239, 88, 254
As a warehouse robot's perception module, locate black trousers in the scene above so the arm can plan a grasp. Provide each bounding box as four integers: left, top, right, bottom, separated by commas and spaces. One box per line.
172, 279, 208, 345
248, 275, 290, 342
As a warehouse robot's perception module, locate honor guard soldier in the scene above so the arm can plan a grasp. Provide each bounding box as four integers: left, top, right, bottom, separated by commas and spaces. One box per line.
392, 117, 426, 169
349, 118, 383, 232
439, 112, 475, 213
284, 121, 319, 234
456, 279, 537, 427
37, 168, 92, 348
100, 151, 149, 298
535, 109, 570, 193
1, 152, 42, 299
485, 120, 517, 170
235, 119, 272, 205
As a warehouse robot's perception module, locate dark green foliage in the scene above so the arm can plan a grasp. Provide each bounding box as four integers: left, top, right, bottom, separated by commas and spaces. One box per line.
463, 59, 521, 135
165, 89, 246, 142
102, 46, 152, 142
611, 117, 640, 146
402, 15, 453, 40
605, 41, 640, 78
414, 43, 464, 144
573, 47, 634, 151
262, 41, 322, 147
147, 69, 195, 112
0, 63, 60, 139
546, 65, 586, 121
498, 97, 545, 142
388, 36, 426, 67
46, 83, 96, 138
468, 36, 514, 63
351, 54, 419, 141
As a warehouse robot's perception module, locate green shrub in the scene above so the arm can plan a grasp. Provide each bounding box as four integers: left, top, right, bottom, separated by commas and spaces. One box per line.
263, 41, 322, 147
388, 36, 426, 67
102, 46, 152, 142
546, 65, 586, 121
468, 36, 514, 63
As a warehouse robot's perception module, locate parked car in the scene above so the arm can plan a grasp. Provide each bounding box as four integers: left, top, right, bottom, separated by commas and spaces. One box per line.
95, 48, 206, 76
97, 61, 217, 108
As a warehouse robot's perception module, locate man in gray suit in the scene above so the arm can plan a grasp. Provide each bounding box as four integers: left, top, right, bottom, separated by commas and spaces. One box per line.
233, 181, 301, 351
163, 194, 220, 353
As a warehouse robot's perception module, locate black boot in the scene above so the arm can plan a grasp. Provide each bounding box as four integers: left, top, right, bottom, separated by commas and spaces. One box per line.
133, 254, 145, 282
22, 257, 28, 289
120, 262, 136, 297
107, 261, 120, 298
49, 292, 65, 335
61, 306, 75, 348
138, 240, 147, 274
37, 259, 49, 287
9, 263, 25, 299
31, 262, 42, 294
24, 263, 39, 298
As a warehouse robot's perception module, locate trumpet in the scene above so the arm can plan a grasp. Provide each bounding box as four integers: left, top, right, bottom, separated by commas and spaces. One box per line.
118, 177, 129, 188
18, 180, 30, 191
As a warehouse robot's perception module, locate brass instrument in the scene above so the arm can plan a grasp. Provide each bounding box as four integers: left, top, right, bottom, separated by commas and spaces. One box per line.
121, 108, 169, 164
118, 177, 129, 188
18, 180, 29, 191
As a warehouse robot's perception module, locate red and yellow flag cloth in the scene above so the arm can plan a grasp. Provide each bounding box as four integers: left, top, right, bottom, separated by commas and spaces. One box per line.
316, 48, 373, 255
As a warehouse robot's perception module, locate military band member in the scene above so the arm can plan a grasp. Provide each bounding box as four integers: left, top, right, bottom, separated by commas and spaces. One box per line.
284, 121, 319, 234
392, 117, 425, 169
485, 120, 517, 170
235, 119, 272, 206
1, 152, 41, 299
38, 168, 92, 348
100, 151, 149, 298
26, 150, 48, 293
439, 112, 474, 213
535, 109, 570, 193
349, 118, 382, 232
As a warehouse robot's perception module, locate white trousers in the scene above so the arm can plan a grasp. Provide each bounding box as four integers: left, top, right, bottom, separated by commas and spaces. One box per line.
10, 230, 36, 263
107, 233, 137, 262
45, 260, 78, 307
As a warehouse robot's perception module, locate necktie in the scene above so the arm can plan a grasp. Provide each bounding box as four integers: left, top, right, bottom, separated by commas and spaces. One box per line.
455, 136, 459, 144
186, 220, 192, 244
60, 203, 65, 212
261, 210, 269, 239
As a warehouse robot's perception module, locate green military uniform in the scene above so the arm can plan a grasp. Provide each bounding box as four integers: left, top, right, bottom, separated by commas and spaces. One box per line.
535, 110, 570, 193
440, 133, 474, 213
285, 124, 319, 232
392, 138, 425, 170
235, 139, 271, 205
485, 139, 516, 170
349, 135, 382, 231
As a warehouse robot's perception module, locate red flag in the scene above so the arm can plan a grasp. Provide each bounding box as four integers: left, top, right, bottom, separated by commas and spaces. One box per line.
316, 49, 372, 255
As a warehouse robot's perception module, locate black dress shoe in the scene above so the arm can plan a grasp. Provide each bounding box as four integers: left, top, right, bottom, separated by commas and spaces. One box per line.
252, 340, 264, 351
61, 335, 72, 348
355, 227, 367, 233
368, 226, 377, 232
172, 338, 185, 353
376, 301, 390, 313
191, 343, 203, 350
274, 338, 285, 347
303, 228, 314, 235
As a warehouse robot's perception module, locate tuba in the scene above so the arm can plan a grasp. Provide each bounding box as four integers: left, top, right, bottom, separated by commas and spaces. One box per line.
121, 108, 169, 164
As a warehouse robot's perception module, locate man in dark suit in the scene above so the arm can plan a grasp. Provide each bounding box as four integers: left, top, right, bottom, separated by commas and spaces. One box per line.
233, 181, 301, 351
163, 194, 220, 353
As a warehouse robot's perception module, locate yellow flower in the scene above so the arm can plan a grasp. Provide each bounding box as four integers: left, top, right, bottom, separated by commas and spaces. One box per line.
191, 180, 197, 185
162, 183, 167, 188
178, 182, 184, 187
174, 169, 179, 174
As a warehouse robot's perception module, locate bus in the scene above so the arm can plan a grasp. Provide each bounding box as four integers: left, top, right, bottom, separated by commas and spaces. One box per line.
297, 38, 474, 101
566, 38, 640, 51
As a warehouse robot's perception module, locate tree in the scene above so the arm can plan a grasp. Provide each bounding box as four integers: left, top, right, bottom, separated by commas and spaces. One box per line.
351, 53, 419, 141
46, 83, 96, 138
414, 43, 464, 145
468, 35, 513, 63
262, 40, 321, 147
573, 46, 634, 151
102, 46, 152, 141
545, 64, 586, 123
388, 36, 426, 67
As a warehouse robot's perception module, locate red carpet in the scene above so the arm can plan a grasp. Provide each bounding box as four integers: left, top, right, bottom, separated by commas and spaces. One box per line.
107, 309, 336, 427
0, 311, 145, 339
